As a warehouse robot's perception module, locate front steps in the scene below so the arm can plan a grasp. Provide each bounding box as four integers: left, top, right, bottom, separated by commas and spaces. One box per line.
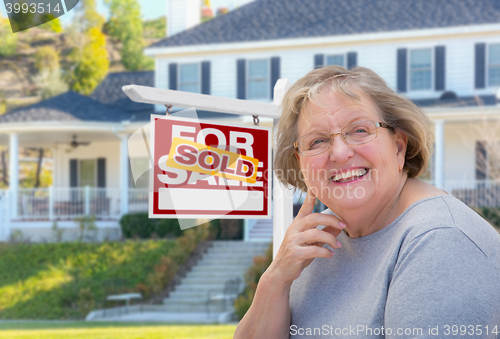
247, 219, 273, 241
162, 240, 270, 314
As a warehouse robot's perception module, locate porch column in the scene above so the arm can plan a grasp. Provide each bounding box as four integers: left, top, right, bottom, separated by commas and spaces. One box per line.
120, 134, 129, 215
434, 120, 445, 190
9, 133, 19, 219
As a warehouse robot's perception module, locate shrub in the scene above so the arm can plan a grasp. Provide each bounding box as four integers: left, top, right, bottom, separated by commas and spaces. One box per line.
234, 243, 273, 319
209, 219, 244, 240
33, 46, 60, 73
120, 213, 184, 239
474, 207, 500, 229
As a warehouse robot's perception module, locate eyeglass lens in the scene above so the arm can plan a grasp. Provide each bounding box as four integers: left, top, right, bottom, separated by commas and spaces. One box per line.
297, 120, 378, 156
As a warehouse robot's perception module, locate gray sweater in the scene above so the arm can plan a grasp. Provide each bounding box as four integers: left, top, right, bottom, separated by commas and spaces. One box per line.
289, 195, 500, 338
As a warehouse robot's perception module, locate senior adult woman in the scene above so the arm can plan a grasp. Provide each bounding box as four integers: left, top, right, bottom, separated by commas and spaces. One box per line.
234, 66, 500, 339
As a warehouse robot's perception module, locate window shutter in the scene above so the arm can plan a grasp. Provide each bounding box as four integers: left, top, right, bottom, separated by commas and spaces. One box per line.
70, 159, 78, 187
97, 158, 106, 188
475, 141, 488, 180
168, 63, 178, 90
237, 59, 246, 99
475, 43, 486, 89
347, 52, 357, 69
435, 46, 446, 91
314, 54, 324, 69
201, 61, 211, 95
270, 57, 280, 100
397, 48, 407, 92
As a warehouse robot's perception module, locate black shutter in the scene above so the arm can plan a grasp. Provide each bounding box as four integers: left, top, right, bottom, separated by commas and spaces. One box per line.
70, 159, 78, 187
475, 141, 488, 180
475, 43, 486, 89
314, 54, 324, 69
237, 59, 246, 99
435, 46, 446, 91
168, 63, 178, 90
270, 57, 280, 100
397, 48, 407, 92
70, 159, 78, 202
97, 158, 106, 188
201, 61, 210, 95
347, 52, 357, 69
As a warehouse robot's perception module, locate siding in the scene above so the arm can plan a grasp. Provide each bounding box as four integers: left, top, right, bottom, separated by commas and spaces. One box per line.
154, 34, 500, 103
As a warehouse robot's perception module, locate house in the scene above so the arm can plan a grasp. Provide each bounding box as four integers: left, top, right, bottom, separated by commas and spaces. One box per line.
1, 0, 500, 241
145, 0, 500, 203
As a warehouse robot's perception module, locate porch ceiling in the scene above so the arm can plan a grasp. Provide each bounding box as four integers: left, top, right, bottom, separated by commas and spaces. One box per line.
0, 129, 123, 148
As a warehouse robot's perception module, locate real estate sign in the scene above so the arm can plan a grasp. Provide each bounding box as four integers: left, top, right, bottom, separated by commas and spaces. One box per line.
149, 115, 272, 219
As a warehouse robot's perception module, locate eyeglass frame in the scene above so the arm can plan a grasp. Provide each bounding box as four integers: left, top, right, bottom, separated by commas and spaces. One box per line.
293, 120, 394, 157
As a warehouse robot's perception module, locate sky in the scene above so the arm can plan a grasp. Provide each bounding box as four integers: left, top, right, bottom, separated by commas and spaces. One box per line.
1, 0, 253, 27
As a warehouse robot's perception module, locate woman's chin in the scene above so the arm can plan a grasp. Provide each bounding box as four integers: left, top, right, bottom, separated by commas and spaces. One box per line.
318, 183, 373, 211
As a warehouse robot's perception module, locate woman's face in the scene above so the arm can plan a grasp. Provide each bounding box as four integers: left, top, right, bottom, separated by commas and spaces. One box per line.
296, 89, 407, 211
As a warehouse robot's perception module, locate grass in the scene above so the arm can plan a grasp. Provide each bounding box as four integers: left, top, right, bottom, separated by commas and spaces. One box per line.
0, 322, 237, 339
0, 241, 176, 319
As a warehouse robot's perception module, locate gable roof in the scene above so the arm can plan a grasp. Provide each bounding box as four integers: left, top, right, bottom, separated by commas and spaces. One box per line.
89, 71, 155, 113
0, 91, 144, 124
150, 0, 500, 49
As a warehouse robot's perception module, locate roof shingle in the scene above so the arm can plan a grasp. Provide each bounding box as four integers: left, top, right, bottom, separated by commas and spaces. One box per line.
150, 0, 500, 49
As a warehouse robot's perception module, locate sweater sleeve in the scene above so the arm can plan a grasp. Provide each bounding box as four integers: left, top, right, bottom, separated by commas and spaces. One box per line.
385, 227, 500, 339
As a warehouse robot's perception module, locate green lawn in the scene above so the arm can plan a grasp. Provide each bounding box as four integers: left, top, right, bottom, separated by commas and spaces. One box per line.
0, 322, 237, 339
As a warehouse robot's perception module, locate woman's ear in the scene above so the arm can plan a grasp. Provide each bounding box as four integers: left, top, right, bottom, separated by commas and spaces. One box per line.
395, 131, 407, 171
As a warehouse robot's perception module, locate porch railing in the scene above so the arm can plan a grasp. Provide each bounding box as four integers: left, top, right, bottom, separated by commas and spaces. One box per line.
444, 180, 500, 208
6, 180, 500, 221
14, 187, 149, 220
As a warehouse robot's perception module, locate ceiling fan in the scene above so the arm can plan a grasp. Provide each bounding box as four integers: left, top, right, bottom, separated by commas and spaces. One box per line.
65, 135, 90, 152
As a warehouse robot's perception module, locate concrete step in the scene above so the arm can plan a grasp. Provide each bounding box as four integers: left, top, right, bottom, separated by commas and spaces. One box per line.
162, 240, 269, 314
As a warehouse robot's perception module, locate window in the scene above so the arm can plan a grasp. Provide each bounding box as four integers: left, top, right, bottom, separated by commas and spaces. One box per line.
326, 54, 345, 67
488, 44, 500, 87
179, 63, 200, 93
247, 59, 269, 100
409, 48, 432, 90
79, 159, 96, 187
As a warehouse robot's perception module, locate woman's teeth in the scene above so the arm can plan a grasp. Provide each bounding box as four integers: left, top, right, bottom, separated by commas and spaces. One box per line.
331, 169, 368, 183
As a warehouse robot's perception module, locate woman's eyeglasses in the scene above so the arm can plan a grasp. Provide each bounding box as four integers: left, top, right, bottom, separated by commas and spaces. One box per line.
294, 120, 393, 157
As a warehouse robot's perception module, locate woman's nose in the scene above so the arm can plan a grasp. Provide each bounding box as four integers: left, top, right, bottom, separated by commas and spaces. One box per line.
328, 134, 355, 163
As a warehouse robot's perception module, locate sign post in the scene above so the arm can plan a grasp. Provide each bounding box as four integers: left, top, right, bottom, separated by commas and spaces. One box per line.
123, 81, 294, 257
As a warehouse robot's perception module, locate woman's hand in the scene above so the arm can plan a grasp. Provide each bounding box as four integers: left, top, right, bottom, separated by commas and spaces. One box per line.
267, 189, 346, 286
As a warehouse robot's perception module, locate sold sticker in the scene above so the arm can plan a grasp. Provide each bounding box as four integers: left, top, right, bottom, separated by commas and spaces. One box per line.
166, 137, 259, 184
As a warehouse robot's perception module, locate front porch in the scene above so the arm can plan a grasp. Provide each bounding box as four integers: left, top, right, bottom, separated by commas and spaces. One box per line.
1, 180, 499, 242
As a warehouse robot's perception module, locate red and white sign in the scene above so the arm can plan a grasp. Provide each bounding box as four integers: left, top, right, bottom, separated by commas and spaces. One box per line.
149, 115, 271, 219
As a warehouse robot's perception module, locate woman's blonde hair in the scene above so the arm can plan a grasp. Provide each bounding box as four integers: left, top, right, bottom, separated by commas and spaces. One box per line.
274, 65, 434, 192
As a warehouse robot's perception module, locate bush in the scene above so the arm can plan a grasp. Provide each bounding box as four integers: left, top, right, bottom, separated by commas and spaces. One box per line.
209, 219, 244, 240
474, 207, 500, 229
33, 46, 60, 73
120, 214, 242, 240
234, 243, 273, 319
120, 213, 184, 239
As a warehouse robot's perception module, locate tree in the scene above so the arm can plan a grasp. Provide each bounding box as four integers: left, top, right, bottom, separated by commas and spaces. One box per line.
32, 67, 69, 99
106, 0, 153, 71
0, 12, 18, 57
34, 46, 60, 72
71, 27, 109, 95
39, 17, 63, 33
69, 0, 109, 95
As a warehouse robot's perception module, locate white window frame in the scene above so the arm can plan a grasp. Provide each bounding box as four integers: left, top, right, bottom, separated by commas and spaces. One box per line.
246, 58, 270, 101
408, 48, 434, 92
178, 62, 201, 93
78, 159, 97, 187
325, 54, 346, 67
487, 43, 500, 88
